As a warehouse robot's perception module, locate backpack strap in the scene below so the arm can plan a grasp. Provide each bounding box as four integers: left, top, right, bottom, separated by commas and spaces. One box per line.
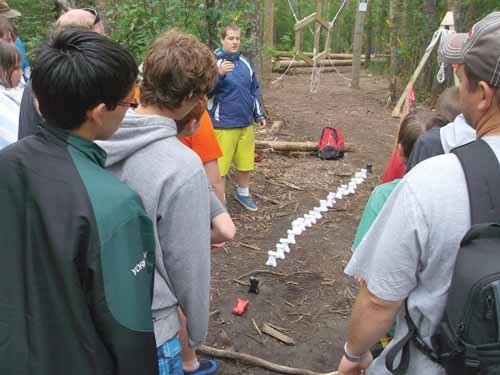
385, 301, 440, 374
452, 139, 500, 225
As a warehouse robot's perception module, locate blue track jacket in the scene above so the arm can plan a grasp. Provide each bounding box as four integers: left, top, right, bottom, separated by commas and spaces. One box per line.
208, 49, 265, 129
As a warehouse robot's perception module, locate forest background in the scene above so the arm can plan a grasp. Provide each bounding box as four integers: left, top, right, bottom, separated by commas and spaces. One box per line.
9, 0, 499, 101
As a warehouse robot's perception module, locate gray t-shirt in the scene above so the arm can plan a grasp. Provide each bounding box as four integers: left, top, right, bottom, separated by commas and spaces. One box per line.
345, 136, 500, 374
209, 188, 226, 220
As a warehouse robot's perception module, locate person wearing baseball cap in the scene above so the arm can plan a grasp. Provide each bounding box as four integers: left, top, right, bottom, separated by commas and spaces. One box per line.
0, 0, 20, 18
337, 12, 500, 375
440, 11, 500, 135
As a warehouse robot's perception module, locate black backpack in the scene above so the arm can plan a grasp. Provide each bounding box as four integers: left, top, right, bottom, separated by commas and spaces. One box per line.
386, 139, 500, 374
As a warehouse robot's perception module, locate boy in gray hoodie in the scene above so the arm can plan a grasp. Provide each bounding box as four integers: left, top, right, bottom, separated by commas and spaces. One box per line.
98, 30, 218, 375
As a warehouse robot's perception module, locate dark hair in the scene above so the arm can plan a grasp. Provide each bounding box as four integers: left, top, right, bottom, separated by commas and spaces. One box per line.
397, 113, 427, 159
0, 40, 21, 87
464, 63, 500, 108
221, 24, 240, 39
425, 113, 449, 131
435, 87, 460, 123
140, 30, 217, 110
31, 29, 138, 130
0, 16, 16, 42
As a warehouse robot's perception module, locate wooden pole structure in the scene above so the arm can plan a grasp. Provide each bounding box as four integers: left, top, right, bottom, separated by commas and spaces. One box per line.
262, 0, 274, 88
391, 11, 456, 117
314, 0, 325, 56
389, 0, 400, 103
351, 0, 368, 89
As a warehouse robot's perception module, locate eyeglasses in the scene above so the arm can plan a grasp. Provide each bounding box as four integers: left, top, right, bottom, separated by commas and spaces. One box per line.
82, 8, 100, 26
118, 100, 139, 109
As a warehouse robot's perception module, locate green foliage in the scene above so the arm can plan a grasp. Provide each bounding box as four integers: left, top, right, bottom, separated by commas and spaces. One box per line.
6, 0, 500, 85
8, 0, 54, 58
110, 0, 260, 61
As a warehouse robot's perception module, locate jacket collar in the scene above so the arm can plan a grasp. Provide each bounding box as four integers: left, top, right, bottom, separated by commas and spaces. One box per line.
216, 48, 241, 62
42, 125, 107, 167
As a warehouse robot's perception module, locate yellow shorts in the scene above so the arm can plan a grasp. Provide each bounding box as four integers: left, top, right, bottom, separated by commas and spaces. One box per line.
214, 126, 255, 177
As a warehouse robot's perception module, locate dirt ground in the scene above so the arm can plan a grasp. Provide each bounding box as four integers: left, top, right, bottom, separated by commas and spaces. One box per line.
205, 68, 400, 374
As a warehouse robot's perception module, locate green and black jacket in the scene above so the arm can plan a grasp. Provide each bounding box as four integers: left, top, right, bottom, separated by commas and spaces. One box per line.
0, 126, 158, 374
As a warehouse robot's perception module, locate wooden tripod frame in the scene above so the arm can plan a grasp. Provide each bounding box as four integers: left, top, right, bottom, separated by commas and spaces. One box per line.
392, 11, 458, 118
293, 0, 349, 64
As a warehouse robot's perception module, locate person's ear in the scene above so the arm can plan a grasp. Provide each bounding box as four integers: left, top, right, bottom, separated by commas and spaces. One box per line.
478, 81, 494, 113
186, 119, 199, 135
88, 103, 107, 127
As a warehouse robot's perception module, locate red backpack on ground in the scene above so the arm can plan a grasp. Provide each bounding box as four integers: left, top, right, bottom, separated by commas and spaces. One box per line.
316, 127, 345, 160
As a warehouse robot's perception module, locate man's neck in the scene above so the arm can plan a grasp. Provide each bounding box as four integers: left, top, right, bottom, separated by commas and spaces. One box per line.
476, 111, 500, 138
134, 104, 179, 120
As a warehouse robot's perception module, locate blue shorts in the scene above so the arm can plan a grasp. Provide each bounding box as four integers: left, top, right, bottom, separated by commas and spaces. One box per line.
157, 335, 183, 375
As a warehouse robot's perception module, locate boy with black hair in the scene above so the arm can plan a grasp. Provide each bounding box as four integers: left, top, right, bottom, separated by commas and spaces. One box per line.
0, 29, 158, 375
99, 30, 218, 375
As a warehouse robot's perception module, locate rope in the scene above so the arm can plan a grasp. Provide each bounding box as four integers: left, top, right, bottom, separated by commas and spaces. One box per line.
329, 0, 349, 27
286, 0, 314, 34
271, 53, 297, 85
309, 51, 320, 94
308, 0, 352, 93
286, 0, 299, 22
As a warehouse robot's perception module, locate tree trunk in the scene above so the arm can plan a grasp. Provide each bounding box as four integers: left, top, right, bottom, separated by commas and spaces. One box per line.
334, 14, 342, 53
251, 1, 262, 81
205, 0, 218, 50
351, 0, 368, 89
262, 0, 274, 89
420, 0, 438, 95
365, 0, 373, 64
389, 0, 400, 102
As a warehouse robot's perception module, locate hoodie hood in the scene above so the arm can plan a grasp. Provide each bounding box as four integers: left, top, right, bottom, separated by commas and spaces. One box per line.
98, 109, 177, 167
440, 114, 476, 153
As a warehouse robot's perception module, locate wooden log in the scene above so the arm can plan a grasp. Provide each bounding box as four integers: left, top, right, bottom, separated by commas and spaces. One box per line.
197, 345, 339, 375
275, 51, 354, 60
255, 140, 354, 152
274, 66, 352, 75
274, 59, 355, 70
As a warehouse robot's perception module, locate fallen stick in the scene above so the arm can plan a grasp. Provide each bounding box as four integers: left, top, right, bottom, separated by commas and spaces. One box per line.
197, 345, 339, 375
240, 242, 262, 251
262, 323, 296, 345
255, 140, 355, 153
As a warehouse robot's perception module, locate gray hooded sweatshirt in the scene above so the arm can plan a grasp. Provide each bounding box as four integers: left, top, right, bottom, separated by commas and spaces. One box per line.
98, 110, 210, 348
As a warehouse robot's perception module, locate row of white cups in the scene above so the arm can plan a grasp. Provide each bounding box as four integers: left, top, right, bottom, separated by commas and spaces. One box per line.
265, 168, 369, 267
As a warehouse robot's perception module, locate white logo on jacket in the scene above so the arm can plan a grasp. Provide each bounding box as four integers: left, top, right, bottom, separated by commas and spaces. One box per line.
131, 252, 148, 276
